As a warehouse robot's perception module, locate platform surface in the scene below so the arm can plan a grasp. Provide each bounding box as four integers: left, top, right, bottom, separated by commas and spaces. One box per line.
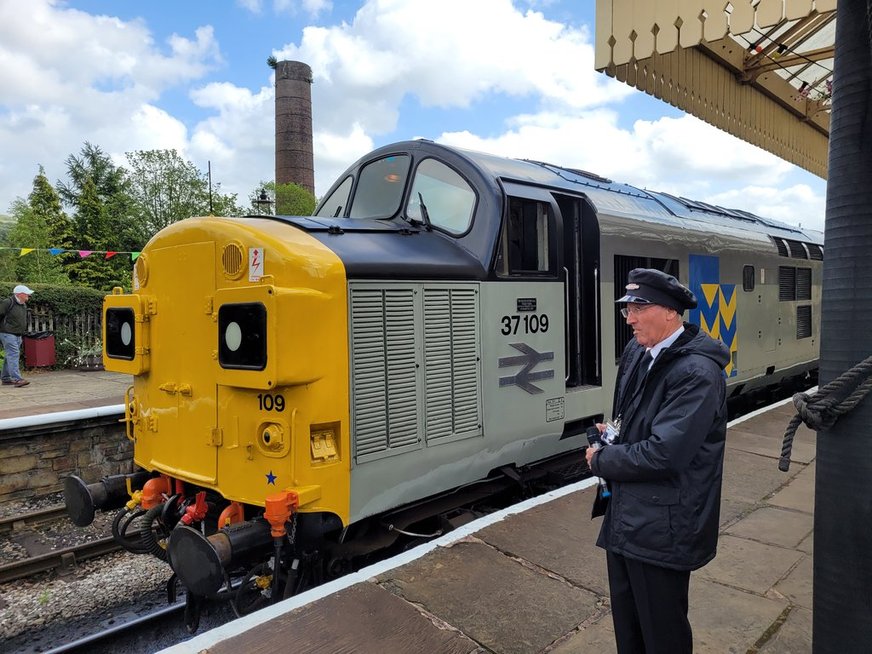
163, 400, 816, 654
0, 369, 130, 420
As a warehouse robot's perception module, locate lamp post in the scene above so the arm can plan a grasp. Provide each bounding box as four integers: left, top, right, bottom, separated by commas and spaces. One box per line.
254, 188, 273, 215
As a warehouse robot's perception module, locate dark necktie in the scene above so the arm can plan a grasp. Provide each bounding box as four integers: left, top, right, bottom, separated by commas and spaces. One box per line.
632, 350, 653, 393
620, 351, 652, 415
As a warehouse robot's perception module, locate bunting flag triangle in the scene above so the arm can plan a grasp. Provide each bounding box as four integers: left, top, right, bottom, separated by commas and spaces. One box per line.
105, 251, 118, 259
20, 248, 35, 256
49, 248, 64, 255
131, 252, 141, 261
78, 250, 93, 258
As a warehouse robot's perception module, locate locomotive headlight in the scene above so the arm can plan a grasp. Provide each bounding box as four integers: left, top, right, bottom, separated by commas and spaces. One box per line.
218, 302, 267, 370
105, 307, 136, 360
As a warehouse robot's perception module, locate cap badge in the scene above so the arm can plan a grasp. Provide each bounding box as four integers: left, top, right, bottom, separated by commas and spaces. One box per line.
626, 283, 640, 290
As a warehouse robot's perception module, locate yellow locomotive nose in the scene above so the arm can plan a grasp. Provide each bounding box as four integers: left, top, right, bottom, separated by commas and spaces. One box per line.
103, 215, 351, 524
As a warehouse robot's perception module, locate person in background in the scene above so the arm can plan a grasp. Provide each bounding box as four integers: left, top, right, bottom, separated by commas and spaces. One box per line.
586, 268, 729, 654
0, 285, 35, 387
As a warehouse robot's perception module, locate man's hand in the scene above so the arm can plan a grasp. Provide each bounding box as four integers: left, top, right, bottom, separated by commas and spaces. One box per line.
586, 445, 597, 466
586, 423, 607, 467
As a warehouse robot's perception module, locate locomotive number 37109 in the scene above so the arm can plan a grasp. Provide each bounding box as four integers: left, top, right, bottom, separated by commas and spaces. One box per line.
500, 314, 549, 335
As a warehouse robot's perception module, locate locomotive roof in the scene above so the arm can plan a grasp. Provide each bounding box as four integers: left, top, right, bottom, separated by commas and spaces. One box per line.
442, 141, 823, 247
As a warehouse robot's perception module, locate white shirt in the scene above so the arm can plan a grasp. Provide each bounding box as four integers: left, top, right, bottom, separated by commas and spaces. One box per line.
646, 324, 685, 370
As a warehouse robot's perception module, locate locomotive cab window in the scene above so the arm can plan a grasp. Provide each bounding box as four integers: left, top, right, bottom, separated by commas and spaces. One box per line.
348, 155, 411, 219
494, 197, 552, 276
405, 159, 476, 234
743, 265, 755, 292
315, 175, 352, 218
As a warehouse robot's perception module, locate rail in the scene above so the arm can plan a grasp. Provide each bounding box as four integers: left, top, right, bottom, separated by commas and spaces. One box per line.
0, 536, 120, 584
0, 504, 68, 534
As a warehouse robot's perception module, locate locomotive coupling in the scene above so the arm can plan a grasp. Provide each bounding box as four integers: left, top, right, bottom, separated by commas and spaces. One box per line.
168, 519, 274, 596
63, 471, 152, 527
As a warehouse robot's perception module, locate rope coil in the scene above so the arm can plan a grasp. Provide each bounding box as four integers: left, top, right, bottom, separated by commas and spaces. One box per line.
779, 354, 872, 471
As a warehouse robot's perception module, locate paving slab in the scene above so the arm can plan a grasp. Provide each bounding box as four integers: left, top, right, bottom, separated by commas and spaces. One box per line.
549, 614, 615, 653
774, 553, 813, 610
378, 539, 600, 654
720, 497, 755, 528
768, 462, 816, 512
689, 577, 789, 654
205, 582, 481, 654
721, 448, 803, 505
797, 531, 813, 554
758, 606, 812, 654
726, 428, 816, 465
476, 487, 609, 597
725, 506, 813, 549
698, 535, 805, 595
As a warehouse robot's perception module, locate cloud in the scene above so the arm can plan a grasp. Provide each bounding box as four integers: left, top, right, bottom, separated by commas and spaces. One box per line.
705, 184, 825, 232
275, 0, 632, 136
236, 0, 262, 12
0, 0, 825, 234
275, 0, 333, 16
0, 0, 221, 210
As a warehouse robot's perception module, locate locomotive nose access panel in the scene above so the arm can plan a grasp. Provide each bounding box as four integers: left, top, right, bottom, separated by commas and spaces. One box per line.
107, 242, 221, 485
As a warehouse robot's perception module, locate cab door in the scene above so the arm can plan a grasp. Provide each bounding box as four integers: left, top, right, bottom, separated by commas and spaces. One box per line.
135, 242, 219, 485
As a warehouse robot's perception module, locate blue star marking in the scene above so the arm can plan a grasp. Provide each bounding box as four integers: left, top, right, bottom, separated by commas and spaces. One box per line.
266, 470, 277, 485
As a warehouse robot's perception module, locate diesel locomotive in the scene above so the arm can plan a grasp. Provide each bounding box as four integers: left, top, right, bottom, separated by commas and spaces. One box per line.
64, 139, 821, 623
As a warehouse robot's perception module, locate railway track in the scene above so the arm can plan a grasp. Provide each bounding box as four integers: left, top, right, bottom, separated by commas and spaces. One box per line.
0, 535, 121, 583
0, 504, 69, 534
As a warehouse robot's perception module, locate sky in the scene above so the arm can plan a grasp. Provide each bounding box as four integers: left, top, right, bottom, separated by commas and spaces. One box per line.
0, 0, 827, 232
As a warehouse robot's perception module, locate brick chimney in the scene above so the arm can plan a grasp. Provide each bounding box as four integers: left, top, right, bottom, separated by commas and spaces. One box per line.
274, 60, 314, 194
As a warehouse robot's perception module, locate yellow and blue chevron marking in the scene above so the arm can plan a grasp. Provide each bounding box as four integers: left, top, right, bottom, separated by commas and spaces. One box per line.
689, 254, 737, 377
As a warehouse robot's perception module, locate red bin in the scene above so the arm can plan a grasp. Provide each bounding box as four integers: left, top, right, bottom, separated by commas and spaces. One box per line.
23, 333, 56, 367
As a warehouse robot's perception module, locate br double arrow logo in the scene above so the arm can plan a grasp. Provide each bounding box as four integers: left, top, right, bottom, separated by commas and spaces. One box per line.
498, 342, 555, 394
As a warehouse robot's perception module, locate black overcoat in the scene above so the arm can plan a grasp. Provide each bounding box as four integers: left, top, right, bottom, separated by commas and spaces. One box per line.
591, 323, 730, 571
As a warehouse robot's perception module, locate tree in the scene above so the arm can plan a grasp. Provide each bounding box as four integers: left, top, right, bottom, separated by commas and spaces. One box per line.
276, 181, 316, 216
248, 181, 316, 216
1, 167, 70, 285
58, 143, 137, 290
126, 149, 243, 239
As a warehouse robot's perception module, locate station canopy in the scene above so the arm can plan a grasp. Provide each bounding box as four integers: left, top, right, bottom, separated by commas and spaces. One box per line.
595, 1, 835, 179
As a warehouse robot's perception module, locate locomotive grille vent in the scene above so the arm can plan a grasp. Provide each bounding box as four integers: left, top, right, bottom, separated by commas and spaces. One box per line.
796, 268, 812, 301
779, 266, 796, 301
350, 283, 482, 463
796, 305, 812, 339
423, 287, 481, 442
785, 239, 808, 259
222, 243, 245, 279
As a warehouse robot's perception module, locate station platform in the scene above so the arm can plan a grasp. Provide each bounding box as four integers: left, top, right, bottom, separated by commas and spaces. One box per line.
0, 369, 130, 420
161, 399, 816, 654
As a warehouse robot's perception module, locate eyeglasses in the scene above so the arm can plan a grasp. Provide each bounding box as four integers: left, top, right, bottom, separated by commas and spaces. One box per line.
620, 304, 656, 318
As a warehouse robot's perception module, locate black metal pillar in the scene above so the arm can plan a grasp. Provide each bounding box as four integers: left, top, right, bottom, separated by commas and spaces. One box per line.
814, 1, 872, 651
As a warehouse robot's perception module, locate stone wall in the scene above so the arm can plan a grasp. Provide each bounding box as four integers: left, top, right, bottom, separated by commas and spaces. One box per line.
0, 414, 132, 504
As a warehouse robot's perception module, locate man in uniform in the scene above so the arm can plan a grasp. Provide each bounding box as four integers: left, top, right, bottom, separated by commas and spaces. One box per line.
0, 284, 35, 387
586, 268, 729, 653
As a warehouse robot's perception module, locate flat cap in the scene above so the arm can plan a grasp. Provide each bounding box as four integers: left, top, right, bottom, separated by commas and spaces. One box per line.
616, 268, 697, 312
